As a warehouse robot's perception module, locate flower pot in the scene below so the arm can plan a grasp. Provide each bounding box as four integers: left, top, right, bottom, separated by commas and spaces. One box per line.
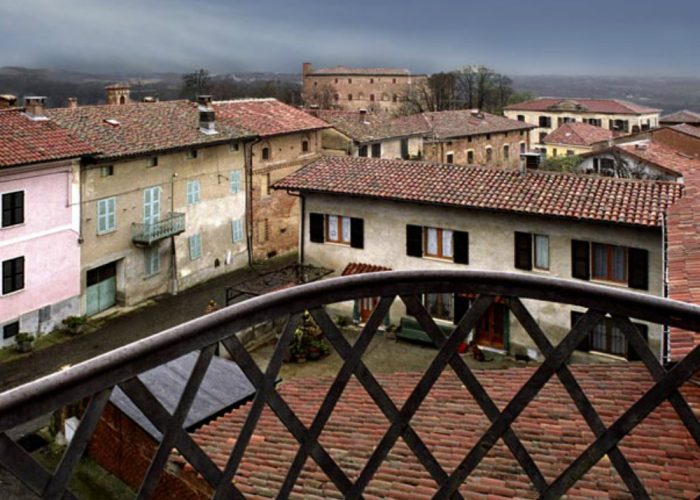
308, 348, 322, 361
67, 324, 86, 336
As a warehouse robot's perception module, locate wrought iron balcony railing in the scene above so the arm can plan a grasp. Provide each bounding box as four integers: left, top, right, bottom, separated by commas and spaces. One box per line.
0, 271, 698, 499
131, 212, 186, 245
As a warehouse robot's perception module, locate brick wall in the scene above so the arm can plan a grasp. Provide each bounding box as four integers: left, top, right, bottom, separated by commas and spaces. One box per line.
87, 402, 209, 499
423, 130, 530, 169
650, 128, 700, 158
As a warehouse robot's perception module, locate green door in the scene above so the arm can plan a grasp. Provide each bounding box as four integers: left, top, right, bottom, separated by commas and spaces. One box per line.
86, 263, 117, 316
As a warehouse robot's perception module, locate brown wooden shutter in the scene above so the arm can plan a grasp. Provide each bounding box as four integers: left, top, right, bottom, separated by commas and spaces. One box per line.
571, 311, 590, 352
350, 218, 364, 249
628, 247, 648, 290
627, 323, 648, 361
453, 231, 469, 264
453, 294, 470, 325
514, 232, 532, 270
571, 240, 590, 280
309, 213, 324, 243
406, 225, 423, 257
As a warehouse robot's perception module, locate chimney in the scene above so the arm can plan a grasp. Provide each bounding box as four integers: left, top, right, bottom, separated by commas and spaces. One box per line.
197, 95, 216, 134
105, 83, 131, 105
24, 96, 47, 120
307, 104, 319, 117
302, 62, 313, 77
67, 97, 78, 109
141, 96, 158, 103
0, 94, 18, 109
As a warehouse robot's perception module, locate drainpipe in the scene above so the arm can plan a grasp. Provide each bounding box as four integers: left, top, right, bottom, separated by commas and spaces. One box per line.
244, 137, 261, 267
299, 193, 305, 265
170, 172, 179, 295
661, 211, 669, 365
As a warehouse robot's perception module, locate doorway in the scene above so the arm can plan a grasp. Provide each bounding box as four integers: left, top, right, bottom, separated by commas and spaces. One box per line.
475, 303, 507, 349
86, 262, 117, 316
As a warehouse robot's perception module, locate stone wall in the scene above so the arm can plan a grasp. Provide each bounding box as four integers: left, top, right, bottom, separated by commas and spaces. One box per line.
423, 130, 529, 169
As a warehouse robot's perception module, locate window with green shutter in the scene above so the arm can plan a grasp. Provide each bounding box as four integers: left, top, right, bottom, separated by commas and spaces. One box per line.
230, 171, 242, 194
144, 247, 160, 276
97, 197, 116, 234
187, 180, 201, 205
232, 218, 243, 243
189, 234, 202, 260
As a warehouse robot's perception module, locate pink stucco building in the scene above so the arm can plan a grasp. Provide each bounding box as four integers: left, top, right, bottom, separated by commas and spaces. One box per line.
0, 101, 95, 345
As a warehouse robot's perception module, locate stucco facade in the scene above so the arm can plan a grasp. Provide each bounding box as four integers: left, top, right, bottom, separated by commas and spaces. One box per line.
423, 131, 529, 168
250, 130, 323, 260
0, 160, 82, 343
301, 193, 664, 359
81, 142, 248, 313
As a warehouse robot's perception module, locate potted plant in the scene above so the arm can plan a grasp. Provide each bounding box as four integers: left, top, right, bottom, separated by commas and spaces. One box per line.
289, 328, 308, 363
62, 315, 87, 336
307, 337, 330, 361
14, 332, 35, 353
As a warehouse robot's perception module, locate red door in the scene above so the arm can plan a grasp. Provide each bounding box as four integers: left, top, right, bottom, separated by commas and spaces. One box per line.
359, 297, 379, 323
475, 303, 505, 349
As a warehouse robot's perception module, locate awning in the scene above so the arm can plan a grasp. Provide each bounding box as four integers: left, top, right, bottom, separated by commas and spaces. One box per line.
341, 262, 392, 276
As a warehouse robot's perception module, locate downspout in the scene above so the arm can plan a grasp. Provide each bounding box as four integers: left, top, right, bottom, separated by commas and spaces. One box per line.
244, 137, 261, 267
170, 172, 179, 295
661, 211, 669, 364
299, 193, 305, 265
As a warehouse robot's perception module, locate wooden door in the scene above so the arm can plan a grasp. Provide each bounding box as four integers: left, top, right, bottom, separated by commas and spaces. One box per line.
475, 303, 506, 349
359, 297, 379, 323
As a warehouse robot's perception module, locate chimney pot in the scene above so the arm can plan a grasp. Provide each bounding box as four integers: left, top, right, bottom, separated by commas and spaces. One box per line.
105, 83, 130, 105
67, 97, 78, 109
197, 95, 216, 134
24, 96, 47, 120
0, 94, 18, 109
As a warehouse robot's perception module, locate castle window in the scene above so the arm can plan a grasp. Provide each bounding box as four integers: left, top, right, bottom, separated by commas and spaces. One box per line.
262, 147, 270, 160
302, 140, 309, 153
348, 94, 353, 101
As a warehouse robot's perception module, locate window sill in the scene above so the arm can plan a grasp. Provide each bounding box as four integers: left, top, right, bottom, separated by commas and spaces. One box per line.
589, 350, 628, 362
590, 278, 628, 289
1, 288, 26, 298
143, 272, 161, 281
0, 222, 25, 231
422, 255, 455, 264
324, 241, 351, 248
97, 230, 117, 237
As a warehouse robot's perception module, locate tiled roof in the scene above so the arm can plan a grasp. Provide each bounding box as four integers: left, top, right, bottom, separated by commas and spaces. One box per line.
670, 123, 700, 139
341, 262, 391, 276
505, 98, 660, 115
273, 156, 682, 228
309, 66, 411, 76
617, 142, 700, 177
0, 109, 96, 167
317, 110, 430, 143
213, 98, 329, 138
667, 164, 700, 360
543, 122, 613, 147
421, 110, 534, 140
46, 100, 253, 159
170, 365, 700, 498
661, 109, 700, 124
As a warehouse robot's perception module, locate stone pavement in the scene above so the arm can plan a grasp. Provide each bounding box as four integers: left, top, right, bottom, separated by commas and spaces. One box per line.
0, 254, 297, 392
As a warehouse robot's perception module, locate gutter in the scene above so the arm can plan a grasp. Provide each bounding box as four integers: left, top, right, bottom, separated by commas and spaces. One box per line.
244, 137, 261, 267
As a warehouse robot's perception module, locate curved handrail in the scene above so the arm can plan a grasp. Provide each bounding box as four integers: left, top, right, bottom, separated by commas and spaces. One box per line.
0, 270, 699, 431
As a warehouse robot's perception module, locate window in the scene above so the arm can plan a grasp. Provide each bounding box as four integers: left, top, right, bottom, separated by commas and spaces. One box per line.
147, 157, 158, 167
358, 145, 368, 157
538, 116, 552, 128
517, 115, 525, 122
485, 147, 493, 163
538, 132, 548, 143
188, 234, 202, 260
186, 149, 198, 160
392, 94, 397, 102
100, 165, 114, 177
261, 147, 270, 160
503, 144, 510, 160
334, 93, 339, 102
486, 134, 491, 140
392, 78, 397, 84
3, 321, 19, 340
424, 293, 453, 321
467, 150, 474, 164
370, 94, 375, 101
553, 148, 558, 157
229, 142, 239, 152
326, 215, 351, 244
348, 78, 352, 84
515, 232, 549, 271
232, 218, 244, 243
406, 225, 469, 264
467, 136, 473, 143
594, 158, 615, 176
520, 142, 526, 154
97, 197, 116, 234
302, 140, 309, 153
230, 170, 242, 193
309, 213, 363, 248
371, 143, 381, 158
334, 78, 338, 84
2, 256, 24, 294
446, 153, 454, 164
1, 191, 24, 228
573, 312, 649, 360
348, 94, 353, 101
186, 180, 201, 205
144, 247, 160, 276
370, 78, 374, 84
592, 243, 626, 282
261, 173, 270, 197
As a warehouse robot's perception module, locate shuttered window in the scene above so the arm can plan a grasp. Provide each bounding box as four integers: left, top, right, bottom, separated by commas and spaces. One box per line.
514, 232, 533, 270
97, 197, 116, 234
2, 256, 24, 294
187, 180, 201, 205
571, 240, 590, 280
188, 234, 202, 260
572, 312, 649, 359
309, 213, 324, 243
144, 247, 160, 276
534, 235, 549, 270
350, 218, 364, 249
406, 225, 423, 257
230, 171, 242, 194
453, 231, 469, 265
1, 191, 24, 228
232, 218, 244, 243
592, 243, 627, 283
628, 248, 649, 290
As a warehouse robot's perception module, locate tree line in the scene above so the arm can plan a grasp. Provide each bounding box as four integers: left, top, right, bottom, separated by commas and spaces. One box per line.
179, 69, 301, 105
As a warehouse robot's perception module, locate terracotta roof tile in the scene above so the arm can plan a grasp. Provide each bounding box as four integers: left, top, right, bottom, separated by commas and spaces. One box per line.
46, 100, 253, 159
273, 156, 682, 228
421, 110, 534, 139
617, 142, 700, 177
0, 109, 96, 167
505, 98, 660, 115
171, 365, 700, 498
670, 123, 700, 139
543, 122, 613, 147
214, 98, 329, 138
661, 110, 700, 125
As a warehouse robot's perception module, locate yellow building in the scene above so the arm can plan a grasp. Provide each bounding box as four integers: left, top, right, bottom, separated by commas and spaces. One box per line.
542, 122, 613, 158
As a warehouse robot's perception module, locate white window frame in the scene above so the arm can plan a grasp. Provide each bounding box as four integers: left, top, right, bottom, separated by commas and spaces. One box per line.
1, 189, 25, 229
186, 180, 201, 205
534, 234, 549, 270
97, 197, 116, 234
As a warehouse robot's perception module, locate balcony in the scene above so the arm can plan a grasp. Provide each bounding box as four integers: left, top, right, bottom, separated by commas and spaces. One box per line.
0, 271, 698, 498
131, 212, 185, 246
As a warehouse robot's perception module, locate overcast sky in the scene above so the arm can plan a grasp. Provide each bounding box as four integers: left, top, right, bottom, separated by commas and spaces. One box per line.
1, 0, 698, 76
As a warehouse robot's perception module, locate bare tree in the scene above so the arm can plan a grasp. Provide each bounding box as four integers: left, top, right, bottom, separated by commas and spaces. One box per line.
302, 82, 336, 109
180, 69, 211, 99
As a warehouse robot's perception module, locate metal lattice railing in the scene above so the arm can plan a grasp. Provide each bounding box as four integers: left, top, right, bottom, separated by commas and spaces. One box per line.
0, 270, 698, 499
